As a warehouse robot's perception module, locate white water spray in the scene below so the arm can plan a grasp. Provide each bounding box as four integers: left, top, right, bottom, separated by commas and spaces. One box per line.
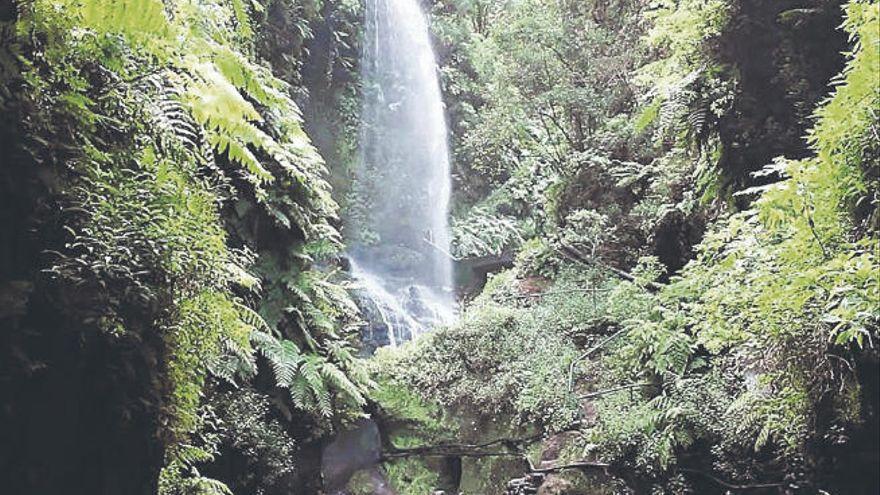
349, 0, 455, 346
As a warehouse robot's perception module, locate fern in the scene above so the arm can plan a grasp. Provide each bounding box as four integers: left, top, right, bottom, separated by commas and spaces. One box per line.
301, 356, 332, 416
288, 374, 315, 411
321, 361, 367, 406
141, 72, 213, 169
58, 0, 171, 39
229, 0, 256, 39
211, 43, 283, 107
250, 330, 369, 416
451, 206, 524, 258
251, 330, 303, 385
207, 337, 257, 385
13, 0, 368, 490
185, 62, 274, 183
183, 475, 234, 495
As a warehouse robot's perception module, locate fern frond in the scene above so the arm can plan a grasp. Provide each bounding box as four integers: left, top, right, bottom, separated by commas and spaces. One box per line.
235, 301, 273, 335
211, 43, 284, 107
207, 336, 257, 384
184, 62, 274, 183
174, 444, 215, 466
229, 0, 255, 39
187, 475, 234, 495
66, 0, 171, 39
289, 374, 315, 410
301, 357, 331, 416
140, 72, 211, 167
321, 361, 366, 406
250, 331, 303, 385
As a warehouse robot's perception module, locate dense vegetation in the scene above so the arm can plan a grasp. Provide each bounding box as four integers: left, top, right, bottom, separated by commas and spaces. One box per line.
0, 1, 368, 493
373, 0, 878, 493
0, 0, 877, 494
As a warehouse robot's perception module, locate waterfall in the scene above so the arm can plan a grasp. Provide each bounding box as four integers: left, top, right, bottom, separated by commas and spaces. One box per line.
348, 0, 455, 346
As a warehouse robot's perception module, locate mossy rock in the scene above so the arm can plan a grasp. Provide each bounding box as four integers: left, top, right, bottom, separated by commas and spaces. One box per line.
459, 456, 529, 495
344, 468, 396, 495
537, 471, 624, 495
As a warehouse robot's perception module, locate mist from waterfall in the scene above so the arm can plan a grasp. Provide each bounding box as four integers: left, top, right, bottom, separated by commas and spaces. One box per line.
347, 0, 455, 346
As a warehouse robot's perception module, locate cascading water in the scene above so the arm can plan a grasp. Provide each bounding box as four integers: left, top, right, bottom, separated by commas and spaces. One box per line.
347, 0, 455, 347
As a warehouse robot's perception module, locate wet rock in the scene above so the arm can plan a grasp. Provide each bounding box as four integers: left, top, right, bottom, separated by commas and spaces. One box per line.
536, 474, 572, 495
538, 432, 580, 468
505, 473, 545, 495
342, 467, 397, 495
323, 419, 382, 492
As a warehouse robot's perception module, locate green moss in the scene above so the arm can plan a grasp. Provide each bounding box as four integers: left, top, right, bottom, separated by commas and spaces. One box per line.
385, 458, 441, 495
345, 469, 379, 495
459, 456, 525, 495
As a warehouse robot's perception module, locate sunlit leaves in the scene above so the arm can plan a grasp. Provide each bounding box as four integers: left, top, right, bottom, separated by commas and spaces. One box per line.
451, 206, 523, 258
52, 0, 171, 41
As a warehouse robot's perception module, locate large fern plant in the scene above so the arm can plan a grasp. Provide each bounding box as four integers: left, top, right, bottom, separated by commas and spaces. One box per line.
10, 1, 372, 493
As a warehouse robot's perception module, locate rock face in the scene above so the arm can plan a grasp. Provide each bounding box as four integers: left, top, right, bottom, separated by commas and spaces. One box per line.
505, 473, 545, 495
0, 147, 166, 494
537, 432, 580, 470
0, 302, 167, 495
343, 467, 397, 495
322, 419, 383, 492
536, 475, 572, 495
499, 431, 624, 495
535, 472, 621, 495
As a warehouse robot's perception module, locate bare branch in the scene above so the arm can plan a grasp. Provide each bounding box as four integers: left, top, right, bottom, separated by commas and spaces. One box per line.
678, 468, 787, 491
532, 460, 611, 474
558, 241, 663, 292
578, 382, 654, 400
568, 327, 628, 392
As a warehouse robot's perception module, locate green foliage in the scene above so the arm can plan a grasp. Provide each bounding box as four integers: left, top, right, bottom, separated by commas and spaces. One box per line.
617, 316, 693, 379
385, 458, 441, 495
587, 373, 730, 474
161, 471, 234, 495
4, 0, 372, 491
159, 405, 234, 495
385, 3, 878, 491
559, 209, 613, 258
368, 348, 456, 494
725, 373, 811, 454
637, 0, 733, 155
369, 377, 447, 436
434, 0, 653, 220
253, 329, 369, 417
4, 0, 879, 492
451, 206, 524, 258
210, 388, 299, 490
168, 292, 255, 436
639, 0, 730, 88
378, 263, 626, 432
583, 2, 879, 484
514, 237, 562, 278
53, 0, 173, 42
672, 0, 879, 352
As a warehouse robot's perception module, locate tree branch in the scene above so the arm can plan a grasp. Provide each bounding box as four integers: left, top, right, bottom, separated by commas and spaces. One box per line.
531, 460, 611, 474
380, 422, 587, 462
558, 241, 662, 292
497, 287, 613, 303
578, 382, 654, 400
568, 327, 628, 392
678, 468, 787, 491
381, 432, 544, 461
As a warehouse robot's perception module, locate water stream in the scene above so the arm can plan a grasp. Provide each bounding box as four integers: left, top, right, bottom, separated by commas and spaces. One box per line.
348, 0, 456, 346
